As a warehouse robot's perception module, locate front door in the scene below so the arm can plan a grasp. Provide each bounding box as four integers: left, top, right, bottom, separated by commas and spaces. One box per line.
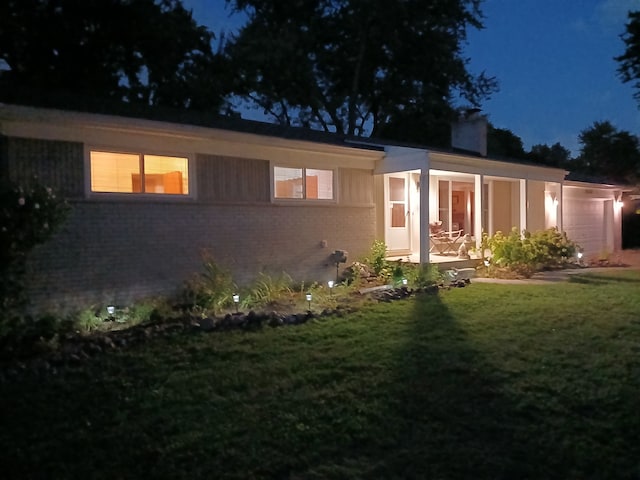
385, 173, 411, 252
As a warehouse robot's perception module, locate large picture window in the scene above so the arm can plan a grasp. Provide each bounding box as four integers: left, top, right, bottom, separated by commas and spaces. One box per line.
274, 166, 334, 200
90, 151, 189, 195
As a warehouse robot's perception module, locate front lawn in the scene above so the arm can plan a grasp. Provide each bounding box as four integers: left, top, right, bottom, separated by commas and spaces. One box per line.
2, 271, 640, 479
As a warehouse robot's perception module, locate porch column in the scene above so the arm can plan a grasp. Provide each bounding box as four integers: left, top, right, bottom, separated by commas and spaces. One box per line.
420, 169, 430, 265
557, 183, 563, 232
519, 178, 528, 232
474, 174, 483, 248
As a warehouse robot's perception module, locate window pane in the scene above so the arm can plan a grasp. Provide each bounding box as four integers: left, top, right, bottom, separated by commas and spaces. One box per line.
144, 155, 189, 194
389, 177, 405, 201
274, 167, 303, 198
306, 169, 333, 199
90, 151, 141, 193
391, 204, 406, 227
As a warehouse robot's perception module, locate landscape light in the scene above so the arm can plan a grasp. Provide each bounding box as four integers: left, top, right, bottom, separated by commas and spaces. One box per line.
232, 294, 240, 313
306, 292, 312, 310
328, 280, 334, 295
106, 305, 115, 316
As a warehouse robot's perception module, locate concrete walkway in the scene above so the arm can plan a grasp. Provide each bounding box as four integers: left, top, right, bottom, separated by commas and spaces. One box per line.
472, 266, 636, 285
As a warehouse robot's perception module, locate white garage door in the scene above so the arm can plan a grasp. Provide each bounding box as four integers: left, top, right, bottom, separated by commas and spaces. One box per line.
563, 199, 610, 256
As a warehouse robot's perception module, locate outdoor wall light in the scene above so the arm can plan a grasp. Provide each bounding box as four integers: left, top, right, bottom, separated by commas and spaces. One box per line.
232, 294, 240, 313
106, 305, 115, 316
615, 196, 624, 208
306, 292, 312, 310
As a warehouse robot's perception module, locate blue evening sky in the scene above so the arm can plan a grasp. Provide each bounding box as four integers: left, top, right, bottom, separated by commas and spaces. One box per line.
184, 0, 640, 156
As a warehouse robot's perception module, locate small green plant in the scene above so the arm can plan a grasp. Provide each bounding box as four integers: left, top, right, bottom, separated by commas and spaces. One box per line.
182, 253, 236, 314
404, 263, 444, 287
364, 240, 392, 280
243, 272, 293, 309
75, 307, 109, 332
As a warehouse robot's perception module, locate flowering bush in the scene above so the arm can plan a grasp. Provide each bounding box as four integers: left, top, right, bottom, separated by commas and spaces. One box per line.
1, 178, 70, 310
485, 227, 579, 277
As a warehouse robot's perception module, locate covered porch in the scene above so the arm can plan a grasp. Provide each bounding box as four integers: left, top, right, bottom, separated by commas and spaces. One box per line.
376, 147, 566, 266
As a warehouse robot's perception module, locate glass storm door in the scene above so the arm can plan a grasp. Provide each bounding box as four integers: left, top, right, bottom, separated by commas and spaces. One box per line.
386, 174, 411, 252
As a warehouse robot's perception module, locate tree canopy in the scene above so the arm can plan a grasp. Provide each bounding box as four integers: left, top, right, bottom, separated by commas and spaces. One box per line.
0, 0, 228, 111
528, 143, 571, 168
616, 10, 640, 107
575, 121, 640, 183
224, 0, 497, 145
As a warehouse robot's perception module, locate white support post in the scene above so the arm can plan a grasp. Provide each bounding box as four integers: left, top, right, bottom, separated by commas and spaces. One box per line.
420, 169, 430, 265
474, 174, 483, 248
519, 178, 528, 233
557, 182, 563, 233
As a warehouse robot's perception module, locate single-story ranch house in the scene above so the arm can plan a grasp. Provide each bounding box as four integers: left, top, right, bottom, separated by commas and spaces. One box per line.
0, 103, 627, 308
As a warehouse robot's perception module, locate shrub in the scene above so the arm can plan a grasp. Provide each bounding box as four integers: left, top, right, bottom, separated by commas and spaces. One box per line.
486, 227, 580, 277
0, 178, 69, 312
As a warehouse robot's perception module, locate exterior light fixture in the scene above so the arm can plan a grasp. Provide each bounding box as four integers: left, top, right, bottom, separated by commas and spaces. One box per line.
107, 305, 115, 315
232, 294, 240, 313
483, 259, 490, 267
327, 280, 334, 295
306, 292, 312, 310
402, 278, 408, 286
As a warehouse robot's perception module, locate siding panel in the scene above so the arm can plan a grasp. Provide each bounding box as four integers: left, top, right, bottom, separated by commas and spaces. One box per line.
339, 168, 374, 205
6, 137, 84, 198
197, 154, 270, 203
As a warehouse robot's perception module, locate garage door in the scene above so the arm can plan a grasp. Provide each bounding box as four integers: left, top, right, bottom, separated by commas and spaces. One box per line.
563, 199, 609, 256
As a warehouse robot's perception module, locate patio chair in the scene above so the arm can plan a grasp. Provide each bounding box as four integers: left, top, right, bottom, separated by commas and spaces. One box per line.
429, 221, 464, 255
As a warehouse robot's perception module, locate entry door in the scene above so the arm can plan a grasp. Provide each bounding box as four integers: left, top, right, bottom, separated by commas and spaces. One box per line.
386, 174, 411, 252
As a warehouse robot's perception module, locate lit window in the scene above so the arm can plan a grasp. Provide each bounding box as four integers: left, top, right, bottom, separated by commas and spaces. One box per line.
90, 151, 188, 195
274, 166, 333, 200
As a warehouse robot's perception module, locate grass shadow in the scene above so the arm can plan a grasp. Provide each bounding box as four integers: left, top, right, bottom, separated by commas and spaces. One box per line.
569, 271, 640, 285
364, 290, 558, 479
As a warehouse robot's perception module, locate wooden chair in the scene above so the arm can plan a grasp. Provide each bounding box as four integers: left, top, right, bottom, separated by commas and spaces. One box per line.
429, 221, 464, 255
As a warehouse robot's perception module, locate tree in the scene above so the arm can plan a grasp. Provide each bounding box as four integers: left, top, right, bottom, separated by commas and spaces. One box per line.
224, 0, 497, 144
616, 10, 640, 106
487, 125, 527, 159
0, 0, 227, 111
528, 142, 572, 168
576, 121, 640, 182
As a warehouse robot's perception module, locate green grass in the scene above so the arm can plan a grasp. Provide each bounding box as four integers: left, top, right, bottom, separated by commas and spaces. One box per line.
2, 271, 640, 479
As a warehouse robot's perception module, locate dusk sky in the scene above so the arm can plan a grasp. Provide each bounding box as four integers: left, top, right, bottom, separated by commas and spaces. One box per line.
183, 0, 640, 156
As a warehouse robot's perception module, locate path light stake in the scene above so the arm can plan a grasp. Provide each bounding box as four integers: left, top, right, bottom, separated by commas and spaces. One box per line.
328, 280, 334, 295
306, 292, 312, 311
106, 305, 115, 319
402, 278, 408, 286
232, 294, 240, 313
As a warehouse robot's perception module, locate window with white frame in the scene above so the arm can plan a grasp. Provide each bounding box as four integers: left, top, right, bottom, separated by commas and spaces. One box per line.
273, 166, 334, 200
90, 150, 189, 195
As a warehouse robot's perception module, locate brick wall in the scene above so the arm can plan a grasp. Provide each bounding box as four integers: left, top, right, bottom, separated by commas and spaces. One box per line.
26, 201, 376, 310
5, 136, 377, 310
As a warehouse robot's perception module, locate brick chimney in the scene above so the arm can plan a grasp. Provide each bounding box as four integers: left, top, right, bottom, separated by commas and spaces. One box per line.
451, 108, 488, 157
